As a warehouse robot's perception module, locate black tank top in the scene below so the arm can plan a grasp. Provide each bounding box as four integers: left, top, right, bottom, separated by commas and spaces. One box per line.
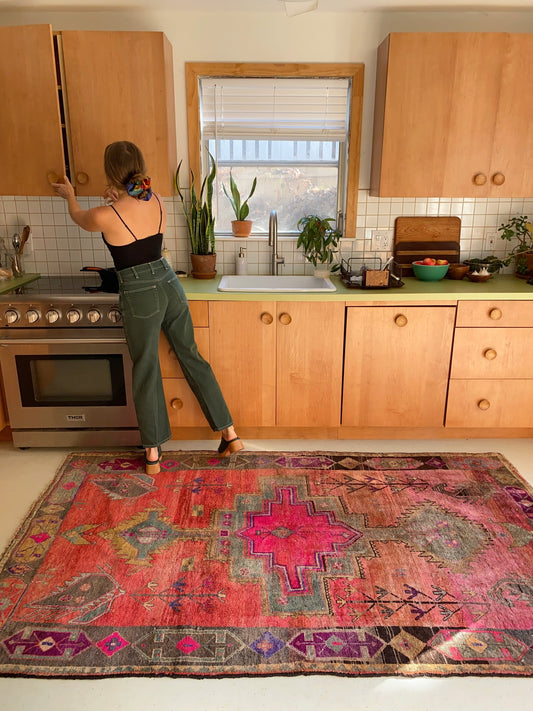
102, 194, 163, 271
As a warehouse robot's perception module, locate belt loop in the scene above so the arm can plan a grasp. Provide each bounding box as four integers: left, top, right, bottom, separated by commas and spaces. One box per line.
149, 262, 155, 275
132, 266, 139, 279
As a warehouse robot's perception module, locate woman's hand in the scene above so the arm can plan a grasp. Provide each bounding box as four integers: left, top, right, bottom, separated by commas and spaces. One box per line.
103, 185, 119, 205
52, 176, 75, 201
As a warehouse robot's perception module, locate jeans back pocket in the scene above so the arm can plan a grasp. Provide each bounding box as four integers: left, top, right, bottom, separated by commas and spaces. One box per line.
121, 284, 159, 319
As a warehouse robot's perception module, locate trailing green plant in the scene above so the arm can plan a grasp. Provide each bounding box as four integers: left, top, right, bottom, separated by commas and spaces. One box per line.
498, 215, 533, 275
296, 215, 341, 271
175, 153, 216, 255
223, 172, 257, 221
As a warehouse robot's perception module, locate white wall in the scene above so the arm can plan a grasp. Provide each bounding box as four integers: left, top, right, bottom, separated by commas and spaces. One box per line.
2, 9, 533, 275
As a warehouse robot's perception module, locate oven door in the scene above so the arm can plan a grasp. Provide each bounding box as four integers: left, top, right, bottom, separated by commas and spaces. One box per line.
0, 329, 138, 432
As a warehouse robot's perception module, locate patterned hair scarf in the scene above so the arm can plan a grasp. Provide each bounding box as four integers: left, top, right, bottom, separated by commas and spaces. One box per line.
126, 177, 152, 201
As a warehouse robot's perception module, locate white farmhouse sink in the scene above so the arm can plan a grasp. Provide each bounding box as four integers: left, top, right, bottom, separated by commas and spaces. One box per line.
218, 275, 336, 293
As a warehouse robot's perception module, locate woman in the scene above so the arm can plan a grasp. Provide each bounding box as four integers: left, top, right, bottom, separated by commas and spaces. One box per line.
52, 141, 243, 474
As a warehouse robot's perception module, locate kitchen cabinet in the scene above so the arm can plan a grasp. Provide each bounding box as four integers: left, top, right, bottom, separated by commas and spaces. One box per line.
208, 301, 345, 428
159, 301, 209, 428
446, 300, 533, 428
370, 32, 533, 197
342, 305, 456, 427
0, 365, 7, 432
0, 25, 176, 196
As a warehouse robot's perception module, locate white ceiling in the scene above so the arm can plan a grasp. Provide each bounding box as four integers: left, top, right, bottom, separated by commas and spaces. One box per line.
1, 0, 532, 12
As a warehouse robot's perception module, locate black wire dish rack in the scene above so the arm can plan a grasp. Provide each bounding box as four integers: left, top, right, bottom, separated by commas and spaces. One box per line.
340, 257, 405, 289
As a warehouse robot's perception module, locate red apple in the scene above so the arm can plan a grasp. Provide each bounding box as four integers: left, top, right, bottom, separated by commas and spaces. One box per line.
436, 259, 449, 265
422, 257, 436, 265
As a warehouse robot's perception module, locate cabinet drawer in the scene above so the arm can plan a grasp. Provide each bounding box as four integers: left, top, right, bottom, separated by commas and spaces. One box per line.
188, 301, 209, 327
159, 329, 209, 378
446, 379, 533, 428
162, 378, 206, 427
451, 328, 533, 379
456, 300, 533, 327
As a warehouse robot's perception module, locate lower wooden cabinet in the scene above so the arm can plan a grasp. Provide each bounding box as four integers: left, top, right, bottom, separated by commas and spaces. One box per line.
446, 300, 533, 429
0, 365, 7, 431
342, 305, 456, 427
159, 301, 210, 427
209, 301, 345, 428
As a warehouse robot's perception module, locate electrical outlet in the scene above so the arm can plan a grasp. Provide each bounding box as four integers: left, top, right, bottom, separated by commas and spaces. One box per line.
485, 232, 497, 248
371, 229, 393, 252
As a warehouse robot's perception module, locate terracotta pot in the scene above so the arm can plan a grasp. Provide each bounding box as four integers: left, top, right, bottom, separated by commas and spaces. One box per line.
231, 220, 252, 238
526, 251, 533, 275
190, 253, 217, 280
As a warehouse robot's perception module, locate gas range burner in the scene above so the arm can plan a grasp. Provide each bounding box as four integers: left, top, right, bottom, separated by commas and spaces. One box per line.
0, 273, 122, 329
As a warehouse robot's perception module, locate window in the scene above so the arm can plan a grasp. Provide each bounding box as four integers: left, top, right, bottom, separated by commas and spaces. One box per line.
186, 63, 364, 237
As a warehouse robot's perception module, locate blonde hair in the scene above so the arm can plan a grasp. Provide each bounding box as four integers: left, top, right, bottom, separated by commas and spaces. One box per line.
104, 141, 152, 200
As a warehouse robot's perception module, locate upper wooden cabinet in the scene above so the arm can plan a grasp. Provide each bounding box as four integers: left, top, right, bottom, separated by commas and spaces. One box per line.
0, 25, 176, 196
0, 25, 65, 195
370, 32, 533, 198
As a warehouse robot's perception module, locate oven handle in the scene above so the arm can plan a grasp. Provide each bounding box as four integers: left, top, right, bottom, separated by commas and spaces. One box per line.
0, 336, 127, 345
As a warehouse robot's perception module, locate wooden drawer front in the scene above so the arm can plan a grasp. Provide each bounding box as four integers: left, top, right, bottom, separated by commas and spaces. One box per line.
188, 300, 209, 327
159, 329, 209, 378
456, 300, 533, 327
163, 378, 206, 427
446, 379, 533, 428
451, 328, 533, 379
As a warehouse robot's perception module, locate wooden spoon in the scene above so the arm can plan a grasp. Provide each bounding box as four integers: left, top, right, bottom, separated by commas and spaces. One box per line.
18, 225, 30, 254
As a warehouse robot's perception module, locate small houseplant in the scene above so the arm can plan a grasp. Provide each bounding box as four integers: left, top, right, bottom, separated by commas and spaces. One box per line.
223, 172, 257, 237
175, 153, 217, 278
498, 215, 533, 276
297, 214, 341, 277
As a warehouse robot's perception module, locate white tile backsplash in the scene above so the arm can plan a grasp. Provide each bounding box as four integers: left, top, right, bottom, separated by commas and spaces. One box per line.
1, 191, 533, 276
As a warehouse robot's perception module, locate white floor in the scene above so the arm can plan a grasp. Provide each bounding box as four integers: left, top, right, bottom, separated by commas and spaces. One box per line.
0, 437, 532, 711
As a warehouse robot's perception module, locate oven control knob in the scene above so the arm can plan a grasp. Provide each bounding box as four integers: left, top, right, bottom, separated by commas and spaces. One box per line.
66, 308, 81, 324
26, 309, 40, 324
4, 308, 19, 324
46, 309, 60, 324
108, 308, 122, 324
87, 308, 101, 324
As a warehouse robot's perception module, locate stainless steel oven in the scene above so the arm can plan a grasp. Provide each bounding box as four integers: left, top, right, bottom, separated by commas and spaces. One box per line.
0, 274, 140, 447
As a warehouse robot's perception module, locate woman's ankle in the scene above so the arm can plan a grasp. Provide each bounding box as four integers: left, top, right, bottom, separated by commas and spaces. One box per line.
221, 427, 237, 441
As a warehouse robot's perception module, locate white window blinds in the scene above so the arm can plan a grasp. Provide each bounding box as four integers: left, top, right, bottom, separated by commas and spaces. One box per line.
199, 77, 351, 141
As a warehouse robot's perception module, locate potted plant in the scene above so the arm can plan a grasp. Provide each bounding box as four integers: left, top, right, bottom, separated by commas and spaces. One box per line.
498, 215, 533, 277
175, 153, 217, 279
296, 215, 341, 277
223, 172, 257, 237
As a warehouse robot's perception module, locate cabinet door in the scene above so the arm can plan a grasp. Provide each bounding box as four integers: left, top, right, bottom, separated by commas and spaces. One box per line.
447, 379, 533, 428
276, 302, 345, 427
0, 25, 65, 195
371, 33, 523, 198
342, 306, 455, 427
209, 301, 277, 427
489, 34, 533, 197
61, 31, 176, 196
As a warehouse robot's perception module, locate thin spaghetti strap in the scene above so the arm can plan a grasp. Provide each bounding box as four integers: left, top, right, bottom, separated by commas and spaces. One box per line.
154, 193, 163, 233
109, 205, 138, 240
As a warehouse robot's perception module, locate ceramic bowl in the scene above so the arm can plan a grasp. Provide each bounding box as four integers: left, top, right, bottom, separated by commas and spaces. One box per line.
412, 261, 449, 281
466, 272, 492, 282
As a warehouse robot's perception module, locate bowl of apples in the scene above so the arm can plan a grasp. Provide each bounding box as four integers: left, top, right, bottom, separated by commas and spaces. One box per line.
412, 258, 449, 281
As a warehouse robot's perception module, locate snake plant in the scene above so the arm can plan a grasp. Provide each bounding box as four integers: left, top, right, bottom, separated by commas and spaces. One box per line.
175, 153, 217, 255
223, 172, 257, 221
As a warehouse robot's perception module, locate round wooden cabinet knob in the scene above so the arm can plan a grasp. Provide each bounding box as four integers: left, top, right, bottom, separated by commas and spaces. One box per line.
472, 173, 487, 186
260, 312, 273, 325
489, 308, 502, 321
279, 312, 292, 325
76, 172, 89, 185
477, 399, 491, 411
491, 172, 505, 186
483, 348, 497, 360
47, 172, 60, 185
170, 398, 183, 410
394, 314, 408, 327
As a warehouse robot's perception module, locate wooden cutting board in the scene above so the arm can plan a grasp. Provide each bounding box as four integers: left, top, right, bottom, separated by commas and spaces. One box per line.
394, 216, 461, 275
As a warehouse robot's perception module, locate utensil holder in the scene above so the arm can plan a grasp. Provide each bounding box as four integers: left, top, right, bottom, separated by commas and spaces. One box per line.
10, 254, 24, 277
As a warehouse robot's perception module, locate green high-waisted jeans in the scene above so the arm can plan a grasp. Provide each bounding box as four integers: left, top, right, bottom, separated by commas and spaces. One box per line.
117, 258, 233, 447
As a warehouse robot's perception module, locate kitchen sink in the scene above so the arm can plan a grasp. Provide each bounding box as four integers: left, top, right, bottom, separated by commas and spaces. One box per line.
217, 275, 336, 293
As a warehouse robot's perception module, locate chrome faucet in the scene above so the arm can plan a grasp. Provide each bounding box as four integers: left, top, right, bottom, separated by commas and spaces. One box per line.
268, 210, 285, 275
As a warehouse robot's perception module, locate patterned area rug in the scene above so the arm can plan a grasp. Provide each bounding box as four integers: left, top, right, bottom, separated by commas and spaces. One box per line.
1, 450, 533, 679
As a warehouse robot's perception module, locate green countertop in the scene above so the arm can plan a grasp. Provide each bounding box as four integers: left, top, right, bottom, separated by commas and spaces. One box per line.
0, 273, 41, 295
180, 274, 533, 302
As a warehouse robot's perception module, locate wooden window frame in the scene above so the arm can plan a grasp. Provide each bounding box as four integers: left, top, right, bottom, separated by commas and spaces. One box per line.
185, 62, 364, 238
